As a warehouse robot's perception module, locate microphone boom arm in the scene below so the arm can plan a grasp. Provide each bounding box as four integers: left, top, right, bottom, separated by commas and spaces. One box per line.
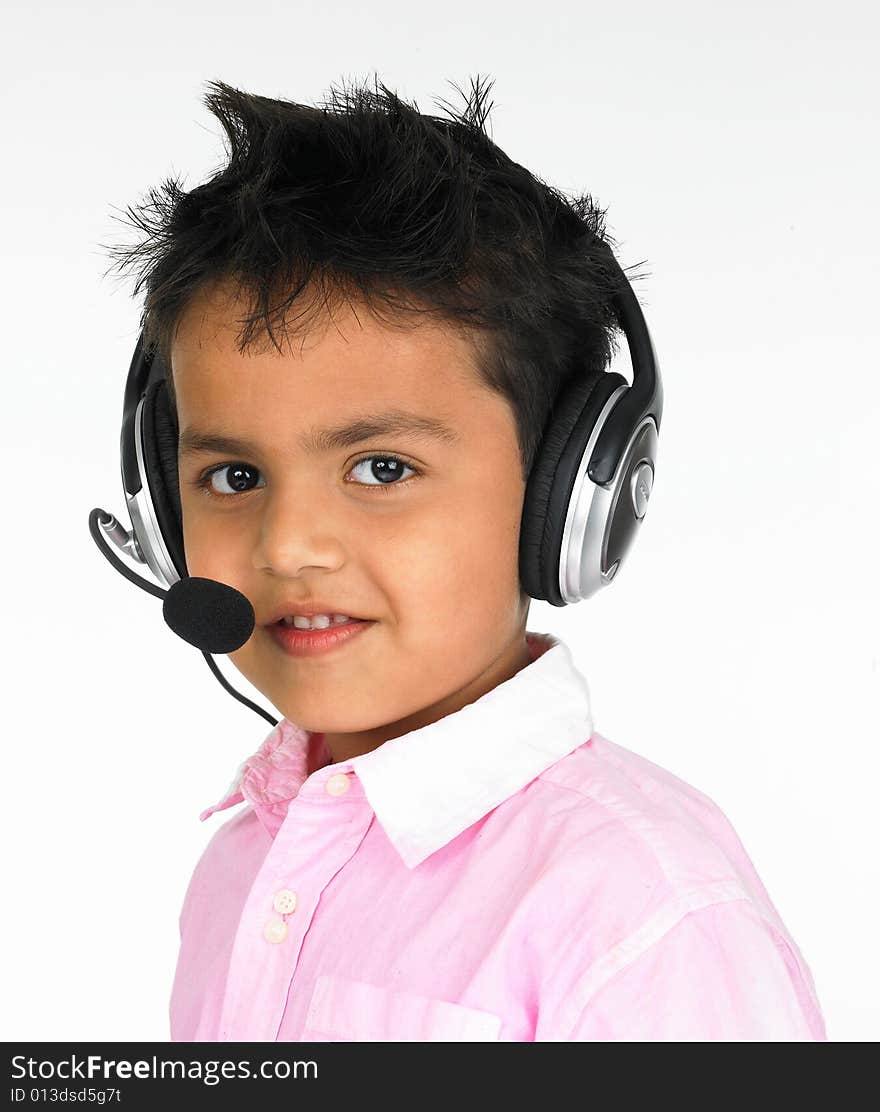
88, 508, 279, 727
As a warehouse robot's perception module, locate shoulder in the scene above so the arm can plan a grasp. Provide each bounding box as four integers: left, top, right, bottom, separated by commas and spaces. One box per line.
196, 802, 270, 873
530, 730, 768, 904
518, 732, 824, 1035
178, 805, 271, 930
510, 730, 800, 970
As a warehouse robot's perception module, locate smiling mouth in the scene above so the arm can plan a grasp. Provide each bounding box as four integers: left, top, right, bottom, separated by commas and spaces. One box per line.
267, 617, 376, 657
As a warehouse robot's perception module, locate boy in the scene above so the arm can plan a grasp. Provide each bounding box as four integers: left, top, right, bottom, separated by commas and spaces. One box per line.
105, 76, 826, 1040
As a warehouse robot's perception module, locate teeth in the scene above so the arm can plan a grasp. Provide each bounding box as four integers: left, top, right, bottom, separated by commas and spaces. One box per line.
281, 614, 351, 629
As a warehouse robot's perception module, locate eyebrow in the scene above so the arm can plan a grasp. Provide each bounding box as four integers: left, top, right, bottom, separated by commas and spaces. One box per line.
178, 409, 460, 458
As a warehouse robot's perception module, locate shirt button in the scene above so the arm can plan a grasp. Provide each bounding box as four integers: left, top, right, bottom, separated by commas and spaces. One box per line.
273, 888, 298, 915
325, 772, 350, 796
263, 917, 288, 944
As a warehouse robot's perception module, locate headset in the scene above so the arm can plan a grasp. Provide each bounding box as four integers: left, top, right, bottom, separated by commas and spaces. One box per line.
89, 237, 663, 724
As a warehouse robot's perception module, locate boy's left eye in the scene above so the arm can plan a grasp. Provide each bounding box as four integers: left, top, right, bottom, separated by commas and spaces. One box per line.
192, 454, 420, 498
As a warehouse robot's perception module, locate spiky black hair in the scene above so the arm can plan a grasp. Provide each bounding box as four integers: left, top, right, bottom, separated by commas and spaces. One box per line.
101, 74, 647, 480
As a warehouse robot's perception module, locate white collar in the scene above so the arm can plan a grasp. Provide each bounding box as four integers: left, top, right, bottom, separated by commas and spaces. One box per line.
201, 629, 594, 869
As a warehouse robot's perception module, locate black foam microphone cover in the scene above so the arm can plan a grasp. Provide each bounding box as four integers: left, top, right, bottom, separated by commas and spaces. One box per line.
162, 576, 256, 653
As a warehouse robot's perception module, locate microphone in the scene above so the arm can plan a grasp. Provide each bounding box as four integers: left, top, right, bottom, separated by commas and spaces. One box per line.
88, 507, 278, 726
163, 576, 255, 654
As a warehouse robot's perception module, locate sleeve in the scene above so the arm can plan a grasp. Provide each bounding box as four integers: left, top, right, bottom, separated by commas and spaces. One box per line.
561, 898, 826, 1041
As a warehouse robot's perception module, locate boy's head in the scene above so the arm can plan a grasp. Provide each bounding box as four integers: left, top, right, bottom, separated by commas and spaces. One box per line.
104, 76, 629, 761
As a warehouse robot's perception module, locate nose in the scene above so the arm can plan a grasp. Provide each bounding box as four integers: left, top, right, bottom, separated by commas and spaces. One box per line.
250, 479, 347, 577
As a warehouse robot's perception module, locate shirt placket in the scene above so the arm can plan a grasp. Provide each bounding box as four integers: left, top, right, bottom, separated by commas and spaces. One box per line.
217, 766, 374, 1041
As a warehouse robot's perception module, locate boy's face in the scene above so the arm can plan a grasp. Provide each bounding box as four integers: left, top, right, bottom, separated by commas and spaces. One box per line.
171, 280, 533, 763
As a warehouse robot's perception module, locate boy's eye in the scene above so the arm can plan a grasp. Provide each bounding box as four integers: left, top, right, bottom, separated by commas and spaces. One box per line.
195, 462, 267, 497
347, 455, 418, 488
192, 454, 420, 498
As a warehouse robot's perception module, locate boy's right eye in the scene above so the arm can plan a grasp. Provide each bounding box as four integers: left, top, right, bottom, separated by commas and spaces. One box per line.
194, 462, 266, 498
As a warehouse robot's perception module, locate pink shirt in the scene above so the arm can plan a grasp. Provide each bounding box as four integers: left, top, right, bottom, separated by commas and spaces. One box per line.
170, 630, 826, 1041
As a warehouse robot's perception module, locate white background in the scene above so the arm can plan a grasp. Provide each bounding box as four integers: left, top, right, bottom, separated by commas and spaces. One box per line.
2, 0, 877, 1041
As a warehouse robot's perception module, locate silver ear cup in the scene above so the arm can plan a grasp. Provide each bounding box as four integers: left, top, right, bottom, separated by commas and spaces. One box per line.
559, 385, 659, 602
124, 394, 182, 589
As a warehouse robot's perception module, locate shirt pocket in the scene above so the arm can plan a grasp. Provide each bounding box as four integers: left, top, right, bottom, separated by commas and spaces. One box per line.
301, 973, 503, 1041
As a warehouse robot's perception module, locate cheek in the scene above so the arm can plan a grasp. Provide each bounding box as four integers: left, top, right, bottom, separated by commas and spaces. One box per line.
378, 491, 522, 622
180, 511, 248, 580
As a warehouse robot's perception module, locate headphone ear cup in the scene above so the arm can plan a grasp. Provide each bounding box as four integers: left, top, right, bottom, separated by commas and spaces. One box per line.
519, 370, 626, 605
141, 377, 188, 580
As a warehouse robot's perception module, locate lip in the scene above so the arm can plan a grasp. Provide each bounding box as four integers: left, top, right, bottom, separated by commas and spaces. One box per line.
267, 618, 376, 658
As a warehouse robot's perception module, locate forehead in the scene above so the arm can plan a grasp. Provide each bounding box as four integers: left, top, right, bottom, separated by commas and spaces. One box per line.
170, 280, 489, 423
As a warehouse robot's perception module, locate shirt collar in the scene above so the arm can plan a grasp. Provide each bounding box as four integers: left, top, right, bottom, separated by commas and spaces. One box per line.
199, 629, 594, 869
